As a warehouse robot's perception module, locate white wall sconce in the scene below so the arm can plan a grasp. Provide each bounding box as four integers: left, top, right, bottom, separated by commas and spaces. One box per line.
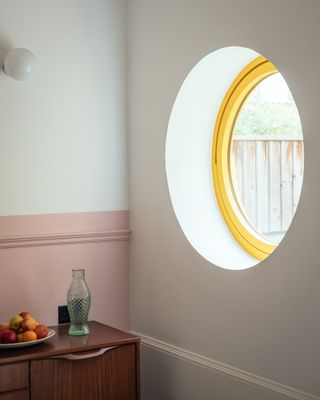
3, 48, 36, 81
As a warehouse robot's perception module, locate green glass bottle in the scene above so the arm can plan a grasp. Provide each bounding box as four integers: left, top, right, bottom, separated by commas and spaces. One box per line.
67, 268, 91, 336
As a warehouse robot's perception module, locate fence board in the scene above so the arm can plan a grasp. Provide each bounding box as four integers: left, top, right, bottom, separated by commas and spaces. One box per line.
243, 141, 256, 226
281, 141, 293, 231
269, 141, 282, 233
256, 141, 269, 233
231, 141, 244, 202
292, 141, 304, 214
231, 137, 303, 243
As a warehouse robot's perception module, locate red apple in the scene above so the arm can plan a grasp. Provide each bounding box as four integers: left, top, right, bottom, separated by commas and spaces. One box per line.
20, 318, 38, 332
19, 312, 33, 320
34, 324, 48, 339
0, 323, 9, 332
1, 329, 17, 344
0, 328, 10, 341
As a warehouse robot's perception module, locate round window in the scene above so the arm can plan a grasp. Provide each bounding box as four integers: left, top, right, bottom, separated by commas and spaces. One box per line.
166, 47, 304, 269
213, 56, 304, 260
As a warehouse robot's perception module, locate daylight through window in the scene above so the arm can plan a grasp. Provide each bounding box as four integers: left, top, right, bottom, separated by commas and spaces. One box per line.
212, 56, 304, 260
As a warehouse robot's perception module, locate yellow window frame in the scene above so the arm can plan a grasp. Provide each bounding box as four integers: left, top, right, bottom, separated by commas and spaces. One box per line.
212, 56, 278, 260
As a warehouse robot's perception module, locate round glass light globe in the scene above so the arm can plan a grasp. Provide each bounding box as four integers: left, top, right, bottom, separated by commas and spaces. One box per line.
4, 48, 36, 81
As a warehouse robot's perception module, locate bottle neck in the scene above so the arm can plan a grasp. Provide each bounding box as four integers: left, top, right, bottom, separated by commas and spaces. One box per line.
72, 269, 85, 280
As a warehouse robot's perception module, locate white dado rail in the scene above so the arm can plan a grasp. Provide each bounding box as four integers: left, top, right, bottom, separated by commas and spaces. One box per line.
134, 331, 320, 400
0, 211, 130, 249
0, 229, 131, 249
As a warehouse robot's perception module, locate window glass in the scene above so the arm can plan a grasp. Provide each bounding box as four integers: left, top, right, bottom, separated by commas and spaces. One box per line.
212, 55, 305, 260
231, 73, 304, 245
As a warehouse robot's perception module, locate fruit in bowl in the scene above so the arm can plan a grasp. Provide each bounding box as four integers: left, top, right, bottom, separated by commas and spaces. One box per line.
35, 324, 48, 339
0, 323, 9, 332
20, 318, 38, 332
17, 332, 24, 343
19, 312, 33, 320
22, 331, 37, 342
9, 315, 23, 331
0, 328, 11, 341
0, 312, 49, 344
1, 329, 17, 344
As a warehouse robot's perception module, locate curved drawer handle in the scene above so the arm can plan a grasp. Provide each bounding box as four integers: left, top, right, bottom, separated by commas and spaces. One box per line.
51, 346, 119, 361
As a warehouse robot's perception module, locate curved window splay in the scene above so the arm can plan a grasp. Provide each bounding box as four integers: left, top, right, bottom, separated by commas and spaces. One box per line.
166, 47, 304, 269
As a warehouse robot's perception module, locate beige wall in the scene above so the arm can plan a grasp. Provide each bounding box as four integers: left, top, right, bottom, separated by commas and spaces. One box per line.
128, 0, 320, 398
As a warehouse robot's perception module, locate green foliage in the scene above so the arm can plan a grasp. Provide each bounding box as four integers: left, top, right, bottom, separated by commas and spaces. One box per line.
234, 90, 302, 137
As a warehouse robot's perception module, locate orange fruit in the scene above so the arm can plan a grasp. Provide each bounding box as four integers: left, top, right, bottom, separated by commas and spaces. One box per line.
22, 330, 37, 342
17, 332, 24, 343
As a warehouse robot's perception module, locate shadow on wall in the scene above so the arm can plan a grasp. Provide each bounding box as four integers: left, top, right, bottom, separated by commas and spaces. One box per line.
0, 32, 14, 77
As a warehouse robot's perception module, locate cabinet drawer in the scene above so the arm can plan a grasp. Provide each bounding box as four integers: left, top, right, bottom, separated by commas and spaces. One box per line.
0, 363, 29, 393
31, 344, 137, 400
0, 389, 29, 400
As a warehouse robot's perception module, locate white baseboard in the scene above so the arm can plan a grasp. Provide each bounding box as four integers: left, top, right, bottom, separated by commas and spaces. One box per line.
133, 331, 319, 400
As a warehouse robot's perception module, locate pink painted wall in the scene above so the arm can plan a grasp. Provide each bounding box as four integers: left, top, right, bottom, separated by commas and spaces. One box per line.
0, 211, 130, 330
0, 1, 129, 333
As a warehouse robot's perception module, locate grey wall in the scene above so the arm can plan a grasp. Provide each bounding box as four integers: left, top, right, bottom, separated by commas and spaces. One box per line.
128, 0, 320, 398
140, 345, 291, 400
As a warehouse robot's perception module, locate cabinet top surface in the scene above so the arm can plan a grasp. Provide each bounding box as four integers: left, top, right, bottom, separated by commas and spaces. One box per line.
0, 321, 140, 364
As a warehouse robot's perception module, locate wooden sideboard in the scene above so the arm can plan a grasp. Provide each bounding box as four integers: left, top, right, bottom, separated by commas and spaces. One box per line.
0, 321, 140, 400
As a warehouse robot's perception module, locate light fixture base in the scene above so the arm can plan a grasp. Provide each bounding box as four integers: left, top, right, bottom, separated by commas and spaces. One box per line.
4, 48, 36, 81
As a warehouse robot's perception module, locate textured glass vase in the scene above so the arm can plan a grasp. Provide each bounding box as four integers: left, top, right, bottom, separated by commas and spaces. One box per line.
67, 268, 91, 336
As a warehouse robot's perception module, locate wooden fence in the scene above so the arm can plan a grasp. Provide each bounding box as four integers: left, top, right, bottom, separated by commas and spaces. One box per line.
231, 135, 304, 243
